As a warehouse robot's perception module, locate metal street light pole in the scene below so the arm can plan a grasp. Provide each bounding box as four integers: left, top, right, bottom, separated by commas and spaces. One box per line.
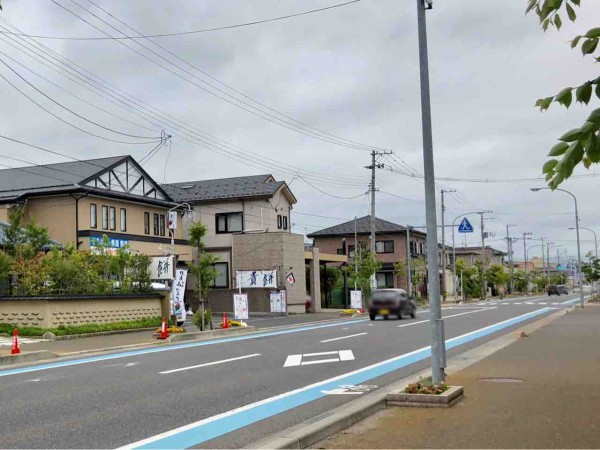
570, 226, 597, 297
531, 187, 584, 308
505, 225, 516, 293
416, 0, 445, 384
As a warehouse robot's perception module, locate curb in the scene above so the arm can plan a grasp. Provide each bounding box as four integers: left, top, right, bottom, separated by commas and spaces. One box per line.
0, 350, 58, 366
248, 305, 574, 449
165, 326, 257, 343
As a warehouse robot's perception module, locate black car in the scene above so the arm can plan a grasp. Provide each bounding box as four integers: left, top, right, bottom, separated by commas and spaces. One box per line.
368, 289, 417, 321
548, 284, 568, 296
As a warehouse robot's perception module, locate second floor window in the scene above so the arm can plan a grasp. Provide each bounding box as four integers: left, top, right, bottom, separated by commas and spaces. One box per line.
109, 207, 116, 230
348, 244, 356, 258
153, 213, 159, 236
216, 212, 243, 233
144, 212, 150, 235
159, 214, 166, 236
120, 208, 127, 232
90, 204, 97, 229
375, 240, 394, 254
102, 206, 108, 230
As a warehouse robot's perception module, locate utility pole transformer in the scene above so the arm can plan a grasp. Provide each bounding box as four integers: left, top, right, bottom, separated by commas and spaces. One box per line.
416, 0, 446, 385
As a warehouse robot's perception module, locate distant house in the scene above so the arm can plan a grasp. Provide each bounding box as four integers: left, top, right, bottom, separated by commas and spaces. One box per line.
307, 215, 428, 291
454, 246, 506, 268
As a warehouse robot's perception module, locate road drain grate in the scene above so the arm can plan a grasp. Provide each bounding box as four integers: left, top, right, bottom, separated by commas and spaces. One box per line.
478, 377, 524, 383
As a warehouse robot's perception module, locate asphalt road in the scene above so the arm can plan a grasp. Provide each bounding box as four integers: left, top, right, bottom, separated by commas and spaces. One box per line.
0, 293, 582, 449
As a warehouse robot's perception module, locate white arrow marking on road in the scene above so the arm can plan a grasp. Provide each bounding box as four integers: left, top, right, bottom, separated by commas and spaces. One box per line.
160, 354, 261, 374
284, 350, 355, 367
320, 332, 367, 343
321, 388, 363, 395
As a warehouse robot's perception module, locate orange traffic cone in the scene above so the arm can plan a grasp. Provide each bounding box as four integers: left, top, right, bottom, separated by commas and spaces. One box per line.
11, 328, 20, 355
158, 317, 169, 339
360, 307, 365, 315
222, 312, 229, 329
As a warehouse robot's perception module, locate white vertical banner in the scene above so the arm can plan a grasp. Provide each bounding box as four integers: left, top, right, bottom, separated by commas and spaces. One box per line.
270, 291, 281, 313
233, 294, 249, 320
171, 269, 188, 321
350, 290, 363, 310
279, 290, 287, 313
370, 274, 377, 290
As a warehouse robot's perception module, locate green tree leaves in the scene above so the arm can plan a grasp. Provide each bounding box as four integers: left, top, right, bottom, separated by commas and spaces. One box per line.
528, 0, 599, 188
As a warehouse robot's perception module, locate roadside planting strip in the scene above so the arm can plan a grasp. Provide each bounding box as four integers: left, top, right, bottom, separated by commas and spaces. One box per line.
121, 307, 554, 450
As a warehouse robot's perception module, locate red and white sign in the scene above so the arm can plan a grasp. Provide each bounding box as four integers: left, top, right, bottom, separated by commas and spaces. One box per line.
286, 272, 296, 286
168, 211, 178, 230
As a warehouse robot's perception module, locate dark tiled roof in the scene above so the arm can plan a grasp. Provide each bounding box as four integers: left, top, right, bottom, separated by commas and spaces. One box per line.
308, 215, 421, 237
162, 174, 289, 203
0, 156, 127, 200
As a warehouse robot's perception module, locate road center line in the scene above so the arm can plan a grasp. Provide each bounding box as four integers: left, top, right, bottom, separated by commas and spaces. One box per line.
320, 332, 368, 343
160, 354, 261, 374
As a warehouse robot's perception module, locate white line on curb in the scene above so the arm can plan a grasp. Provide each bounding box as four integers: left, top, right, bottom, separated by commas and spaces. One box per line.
159, 354, 261, 374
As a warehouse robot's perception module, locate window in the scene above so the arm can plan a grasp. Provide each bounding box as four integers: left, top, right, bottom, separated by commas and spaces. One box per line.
216, 212, 243, 233
90, 204, 97, 229
348, 245, 356, 258
282, 216, 288, 230
159, 214, 166, 236
375, 240, 394, 254
210, 262, 229, 288
153, 213, 159, 236
102, 206, 108, 230
109, 207, 116, 230
277, 215, 283, 229
144, 212, 150, 235
120, 208, 127, 232
376, 272, 394, 288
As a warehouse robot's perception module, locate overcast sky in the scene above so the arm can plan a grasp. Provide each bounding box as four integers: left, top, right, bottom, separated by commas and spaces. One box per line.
0, 0, 599, 263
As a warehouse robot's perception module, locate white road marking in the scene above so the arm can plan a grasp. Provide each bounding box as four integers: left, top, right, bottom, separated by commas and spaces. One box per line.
284, 350, 355, 367
397, 307, 496, 328
321, 388, 363, 395
320, 332, 367, 343
160, 354, 261, 374
514, 302, 522, 305
538, 302, 547, 305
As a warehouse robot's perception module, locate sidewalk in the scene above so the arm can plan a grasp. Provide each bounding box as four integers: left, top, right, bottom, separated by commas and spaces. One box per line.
0, 311, 353, 358
317, 305, 600, 449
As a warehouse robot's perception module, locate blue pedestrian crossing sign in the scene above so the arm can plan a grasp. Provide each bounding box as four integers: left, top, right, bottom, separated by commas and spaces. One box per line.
458, 217, 474, 233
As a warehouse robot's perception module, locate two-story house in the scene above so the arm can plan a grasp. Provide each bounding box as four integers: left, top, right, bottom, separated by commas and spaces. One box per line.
162, 175, 308, 313
308, 215, 428, 291
0, 155, 190, 259
454, 246, 506, 268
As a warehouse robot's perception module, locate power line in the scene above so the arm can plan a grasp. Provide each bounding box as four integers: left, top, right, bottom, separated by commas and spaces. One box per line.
46, 0, 383, 152
0, 20, 368, 188
1, 1, 361, 40
0, 56, 162, 142
298, 176, 368, 199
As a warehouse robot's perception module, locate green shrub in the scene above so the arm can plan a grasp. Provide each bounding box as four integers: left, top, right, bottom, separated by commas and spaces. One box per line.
0, 316, 162, 337
193, 308, 212, 331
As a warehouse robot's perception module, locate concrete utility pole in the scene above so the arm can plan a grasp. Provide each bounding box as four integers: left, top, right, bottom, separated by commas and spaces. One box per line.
505, 224, 516, 293
406, 225, 412, 296
354, 216, 358, 291
366, 150, 391, 290
416, 0, 445, 385
523, 232, 532, 291
440, 189, 455, 301
480, 213, 485, 299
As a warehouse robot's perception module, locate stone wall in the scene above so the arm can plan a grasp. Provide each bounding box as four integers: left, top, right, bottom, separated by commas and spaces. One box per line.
0, 294, 165, 328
